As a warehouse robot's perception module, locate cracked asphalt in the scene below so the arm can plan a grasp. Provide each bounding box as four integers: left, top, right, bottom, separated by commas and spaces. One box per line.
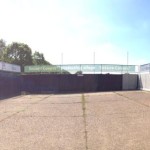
0, 91, 150, 150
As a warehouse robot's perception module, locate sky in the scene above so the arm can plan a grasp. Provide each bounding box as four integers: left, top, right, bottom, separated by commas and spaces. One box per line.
0, 0, 150, 65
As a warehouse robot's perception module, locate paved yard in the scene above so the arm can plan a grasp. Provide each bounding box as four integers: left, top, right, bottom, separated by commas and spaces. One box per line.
0, 91, 150, 149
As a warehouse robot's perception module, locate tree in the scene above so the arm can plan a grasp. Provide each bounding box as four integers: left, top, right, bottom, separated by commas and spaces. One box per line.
0, 39, 6, 60
32, 51, 50, 65
75, 71, 82, 74
1, 40, 52, 72
2, 42, 33, 71
0, 39, 6, 51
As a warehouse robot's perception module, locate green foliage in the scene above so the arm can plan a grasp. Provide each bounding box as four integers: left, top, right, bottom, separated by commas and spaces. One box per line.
0, 39, 6, 60
0, 39, 51, 72
75, 70, 82, 74
32, 51, 50, 65
0, 39, 6, 51
2, 42, 33, 71
61, 69, 70, 74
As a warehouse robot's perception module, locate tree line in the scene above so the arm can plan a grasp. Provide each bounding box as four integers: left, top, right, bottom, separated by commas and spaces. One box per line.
0, 39, 50, 71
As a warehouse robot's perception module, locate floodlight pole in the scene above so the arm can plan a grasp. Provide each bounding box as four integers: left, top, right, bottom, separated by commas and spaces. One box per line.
61, 52, 63, 65
127, 51, 128, 66
93, 51, 95, 74
127, 51, 129, 90
61, 52, 63, 74
127, 51, 129, 73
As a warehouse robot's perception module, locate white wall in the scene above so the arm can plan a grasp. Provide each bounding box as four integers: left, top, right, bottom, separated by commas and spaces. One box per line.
138, 74, 150, 91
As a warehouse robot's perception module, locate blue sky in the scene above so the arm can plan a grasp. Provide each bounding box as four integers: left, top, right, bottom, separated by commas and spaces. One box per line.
0, 0, 150, 65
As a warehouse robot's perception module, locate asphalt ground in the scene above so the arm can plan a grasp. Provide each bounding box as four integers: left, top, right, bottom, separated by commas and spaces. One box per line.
0, 91, 150, 150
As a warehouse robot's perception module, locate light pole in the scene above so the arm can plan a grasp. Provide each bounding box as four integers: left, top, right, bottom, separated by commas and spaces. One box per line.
61, 52, 63, 74
93, 51, 95, 74
61, 52, 63, 65
127, 51, 129, 73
